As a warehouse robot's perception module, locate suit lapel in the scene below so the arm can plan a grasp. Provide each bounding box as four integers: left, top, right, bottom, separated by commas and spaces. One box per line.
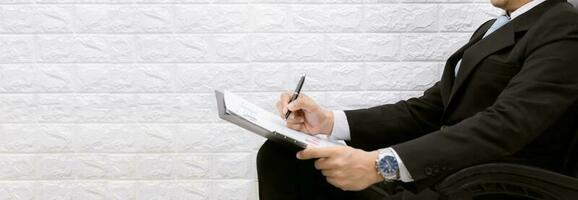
440, 22, 492, 107
447, 23, 516, 102
442, 0, 563, 111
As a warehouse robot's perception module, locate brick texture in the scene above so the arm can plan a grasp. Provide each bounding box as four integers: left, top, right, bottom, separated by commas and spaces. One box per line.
0, 1, 501, 199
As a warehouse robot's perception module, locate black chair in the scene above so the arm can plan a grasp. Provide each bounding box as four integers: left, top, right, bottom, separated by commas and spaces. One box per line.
434, 127, 578, 200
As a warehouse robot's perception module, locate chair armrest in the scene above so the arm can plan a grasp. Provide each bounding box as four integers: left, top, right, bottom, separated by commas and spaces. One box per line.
435, 163, 578, 200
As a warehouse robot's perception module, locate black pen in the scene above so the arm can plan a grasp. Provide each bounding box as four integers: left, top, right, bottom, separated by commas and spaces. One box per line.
285, 74, 306, 119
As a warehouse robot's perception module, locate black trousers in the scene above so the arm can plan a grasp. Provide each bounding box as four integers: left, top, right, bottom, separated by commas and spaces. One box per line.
256, 140, 391, 200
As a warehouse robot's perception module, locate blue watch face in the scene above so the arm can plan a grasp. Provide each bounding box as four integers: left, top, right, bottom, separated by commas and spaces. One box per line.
378, 156, 399, 175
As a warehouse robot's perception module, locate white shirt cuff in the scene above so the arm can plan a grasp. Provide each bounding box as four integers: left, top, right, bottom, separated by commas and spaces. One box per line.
329, 110, 351, 141
388, 147, 414, 182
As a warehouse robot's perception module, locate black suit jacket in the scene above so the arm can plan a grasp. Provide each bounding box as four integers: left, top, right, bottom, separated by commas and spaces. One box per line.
345, 0, 578, 191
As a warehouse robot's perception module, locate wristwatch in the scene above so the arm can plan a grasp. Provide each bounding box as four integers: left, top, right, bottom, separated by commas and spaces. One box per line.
375, 148, 400, 182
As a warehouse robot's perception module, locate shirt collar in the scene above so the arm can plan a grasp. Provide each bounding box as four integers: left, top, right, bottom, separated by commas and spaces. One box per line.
508, 0, 548, 19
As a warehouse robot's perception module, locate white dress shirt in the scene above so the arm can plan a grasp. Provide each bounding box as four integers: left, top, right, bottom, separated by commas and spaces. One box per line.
329, 0, 547, 183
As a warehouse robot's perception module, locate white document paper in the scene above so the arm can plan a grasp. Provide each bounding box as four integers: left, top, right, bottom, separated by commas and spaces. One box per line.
223, 91, 343, 148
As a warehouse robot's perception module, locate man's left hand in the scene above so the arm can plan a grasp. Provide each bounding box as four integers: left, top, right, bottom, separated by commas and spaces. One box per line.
296, 146, 385, 191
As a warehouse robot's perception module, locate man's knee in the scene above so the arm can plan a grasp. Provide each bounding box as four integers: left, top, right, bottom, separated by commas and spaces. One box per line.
257, 140, 299, 170
256, 140, 275, 170
257, 140, 297, 165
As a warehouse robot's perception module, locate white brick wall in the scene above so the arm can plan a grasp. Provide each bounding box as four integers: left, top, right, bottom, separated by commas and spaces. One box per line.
0, 1, 501, 199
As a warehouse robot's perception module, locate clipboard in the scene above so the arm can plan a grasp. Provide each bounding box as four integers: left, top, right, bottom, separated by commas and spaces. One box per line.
215, 90, 343, 149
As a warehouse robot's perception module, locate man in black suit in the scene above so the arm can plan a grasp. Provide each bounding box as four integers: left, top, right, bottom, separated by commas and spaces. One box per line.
257, 0, 578, 199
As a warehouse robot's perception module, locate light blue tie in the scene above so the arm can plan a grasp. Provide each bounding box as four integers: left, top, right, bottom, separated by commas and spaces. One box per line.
454, 15, 512, 77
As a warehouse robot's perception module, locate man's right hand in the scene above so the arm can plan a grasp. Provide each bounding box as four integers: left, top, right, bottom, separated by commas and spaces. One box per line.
276, 91, 334, 135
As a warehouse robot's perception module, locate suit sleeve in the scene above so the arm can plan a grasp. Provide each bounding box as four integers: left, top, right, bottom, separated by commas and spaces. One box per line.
344, 81, 444, 150
392, 16, 578, 183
